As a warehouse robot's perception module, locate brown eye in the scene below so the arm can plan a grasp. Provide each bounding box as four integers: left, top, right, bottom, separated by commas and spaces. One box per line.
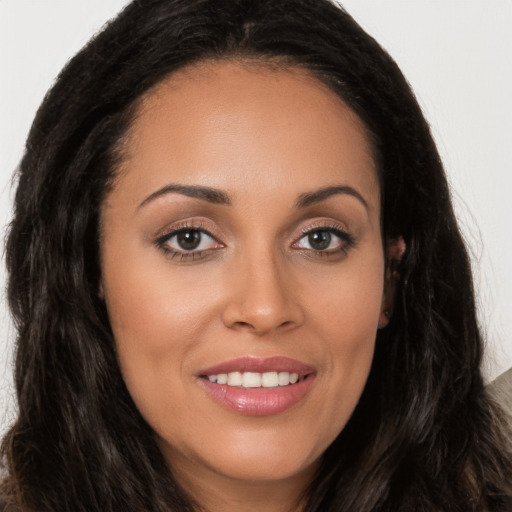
176, 230, 202, 250
157, 228, 222, 255
308, 231, 331, 251
293, 226, 355, 254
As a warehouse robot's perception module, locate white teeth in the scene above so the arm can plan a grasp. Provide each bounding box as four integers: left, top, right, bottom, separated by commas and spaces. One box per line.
206, 371, 304, 388
227, 371, 243, 386
278, 371, 290, 386
261, 371, 279, 387
242, 372, 262, 388
216, 373, 228, 384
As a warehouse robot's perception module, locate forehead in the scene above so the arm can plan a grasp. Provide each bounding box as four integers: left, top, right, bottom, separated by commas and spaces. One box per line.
111, 60, 379, 213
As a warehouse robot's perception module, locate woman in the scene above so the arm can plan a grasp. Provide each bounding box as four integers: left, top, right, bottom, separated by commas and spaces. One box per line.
1, 0, 511, 511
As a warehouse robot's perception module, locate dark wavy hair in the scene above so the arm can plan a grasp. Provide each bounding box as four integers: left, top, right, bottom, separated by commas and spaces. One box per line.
2, 0, 511, 511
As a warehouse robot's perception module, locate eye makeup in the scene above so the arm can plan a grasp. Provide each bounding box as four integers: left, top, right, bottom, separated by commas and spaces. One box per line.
152, 217, 357, 263
293, 222, 356, 256
154, 220, 224, 262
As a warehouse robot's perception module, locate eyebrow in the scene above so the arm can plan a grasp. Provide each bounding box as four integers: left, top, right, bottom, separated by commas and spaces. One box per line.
295, 185, 369, 210
139, 184, 232, 208
138, 183, 368, 210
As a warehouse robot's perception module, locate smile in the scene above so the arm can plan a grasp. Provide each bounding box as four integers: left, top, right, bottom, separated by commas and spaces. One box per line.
205, 371, 301, 388
198, 357, 316, 416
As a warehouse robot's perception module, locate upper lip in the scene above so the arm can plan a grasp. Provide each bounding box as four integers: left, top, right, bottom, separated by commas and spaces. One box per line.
199, 356, 316, 377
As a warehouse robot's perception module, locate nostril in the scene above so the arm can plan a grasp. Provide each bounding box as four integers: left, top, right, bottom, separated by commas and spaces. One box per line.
230, 319, 296, 333
221, 292, 304, 334
234, 321, 252, 329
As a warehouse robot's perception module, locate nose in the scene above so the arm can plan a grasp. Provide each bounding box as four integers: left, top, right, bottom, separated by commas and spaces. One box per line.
221, 251, 304, 336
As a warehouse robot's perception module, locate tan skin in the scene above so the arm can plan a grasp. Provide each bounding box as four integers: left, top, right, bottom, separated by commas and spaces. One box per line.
100, 61, 396, 512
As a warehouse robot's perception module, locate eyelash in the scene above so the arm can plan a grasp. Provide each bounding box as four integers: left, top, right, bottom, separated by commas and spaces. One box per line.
154, 221, 219, 261
295, 224, 356, 256
154, 222, 356, 261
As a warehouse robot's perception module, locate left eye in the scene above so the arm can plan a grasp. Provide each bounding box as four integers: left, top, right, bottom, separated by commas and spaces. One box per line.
294, 228, 351, 252
160, 229, 220, 252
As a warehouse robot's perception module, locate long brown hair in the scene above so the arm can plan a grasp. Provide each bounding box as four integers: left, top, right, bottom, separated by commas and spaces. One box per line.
2, 1, 511, 510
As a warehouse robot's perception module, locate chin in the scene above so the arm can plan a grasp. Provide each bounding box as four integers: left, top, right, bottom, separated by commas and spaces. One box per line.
158, 421, 331, 488
215, 448, 317, 482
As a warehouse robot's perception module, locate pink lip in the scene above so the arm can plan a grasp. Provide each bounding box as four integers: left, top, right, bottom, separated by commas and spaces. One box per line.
197, 356, 316, 416
199, 356, 315, 376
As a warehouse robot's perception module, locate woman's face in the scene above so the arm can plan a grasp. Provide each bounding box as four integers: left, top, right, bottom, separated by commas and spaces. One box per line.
100, 61, 384, 490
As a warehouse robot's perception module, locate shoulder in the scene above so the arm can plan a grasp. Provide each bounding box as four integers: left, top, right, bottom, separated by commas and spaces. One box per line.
487, 366, 512, 419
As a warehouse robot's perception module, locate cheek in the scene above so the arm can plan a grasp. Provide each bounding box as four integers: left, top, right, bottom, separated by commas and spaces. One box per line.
304, 251, 384, 346
101, 250, 224, 413
301, 254, 383, 426
104, 243, 221, 349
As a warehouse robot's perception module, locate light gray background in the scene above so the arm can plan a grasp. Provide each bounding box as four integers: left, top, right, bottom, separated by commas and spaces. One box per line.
1, 1, 511, 435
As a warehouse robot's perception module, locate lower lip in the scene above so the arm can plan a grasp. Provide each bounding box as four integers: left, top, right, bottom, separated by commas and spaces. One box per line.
198, 376, 315, 416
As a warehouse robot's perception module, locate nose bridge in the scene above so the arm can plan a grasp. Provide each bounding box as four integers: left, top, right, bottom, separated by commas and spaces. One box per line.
222, 239, 302, 334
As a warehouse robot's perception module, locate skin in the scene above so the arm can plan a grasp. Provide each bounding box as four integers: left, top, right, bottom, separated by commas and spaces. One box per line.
100, 60, 388, 512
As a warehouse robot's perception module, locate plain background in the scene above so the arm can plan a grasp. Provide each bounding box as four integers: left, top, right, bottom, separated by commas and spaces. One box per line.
1, 1, 511, 435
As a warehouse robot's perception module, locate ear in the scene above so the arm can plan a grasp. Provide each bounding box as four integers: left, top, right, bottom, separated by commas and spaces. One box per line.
378, 236, 406, 329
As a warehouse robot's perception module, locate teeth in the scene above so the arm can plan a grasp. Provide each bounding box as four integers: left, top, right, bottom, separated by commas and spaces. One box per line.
216, 373, 228, 384
227, 372, 243, 386
278, 371, 290, 386
243, 372, 262, 388
206, 371, 303, 388
261, 371, 278, 387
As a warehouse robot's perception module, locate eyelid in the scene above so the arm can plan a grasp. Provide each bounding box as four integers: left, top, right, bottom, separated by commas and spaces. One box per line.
153, 219, 225, 257
153, 218, 220, 242
152, 218, 356, 261
159, 228, 218, 249
291, 220, 356, 253
293, 219, 349, 239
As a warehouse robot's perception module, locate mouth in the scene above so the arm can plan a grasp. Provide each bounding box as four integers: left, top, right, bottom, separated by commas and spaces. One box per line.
202, 371, 305, 388
197, 357, 316, 415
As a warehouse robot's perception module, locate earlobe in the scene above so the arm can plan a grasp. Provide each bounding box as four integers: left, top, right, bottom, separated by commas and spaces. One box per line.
379, 236, 406, 329
388, 236, 406, 263
378, 309, 390, 329
98, 280, 105, 299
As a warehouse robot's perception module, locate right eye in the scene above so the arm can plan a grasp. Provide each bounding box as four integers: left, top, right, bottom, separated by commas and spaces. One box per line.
156, 227, 223, 259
